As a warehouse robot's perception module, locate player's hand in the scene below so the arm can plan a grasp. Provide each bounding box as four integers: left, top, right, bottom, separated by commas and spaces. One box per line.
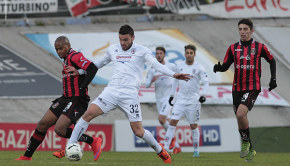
213, 62, 222, 73
169, 96, 174, 106
268, 78, 277, 91
173, 73, 190, 81
199, 96, 206, 103
151, 75, 159, 83
65, 65, 79, 76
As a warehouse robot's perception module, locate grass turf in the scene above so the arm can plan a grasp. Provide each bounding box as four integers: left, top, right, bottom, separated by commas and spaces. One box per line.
2, 151, 290, 166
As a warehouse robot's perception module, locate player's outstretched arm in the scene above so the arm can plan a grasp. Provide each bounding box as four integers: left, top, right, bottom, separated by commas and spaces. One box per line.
173, 73, 190, 81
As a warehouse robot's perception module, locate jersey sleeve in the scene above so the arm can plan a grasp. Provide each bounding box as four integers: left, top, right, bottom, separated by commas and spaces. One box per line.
70, 52, 92, 70
93, 47, 112, 69
221, 46, 234, 71
170, 66, 179, 96
261, 44, 274, 62
145, 68, 154, 88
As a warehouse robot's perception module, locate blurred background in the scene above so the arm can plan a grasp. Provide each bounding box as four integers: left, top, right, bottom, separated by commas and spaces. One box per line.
0, 0, 289, 153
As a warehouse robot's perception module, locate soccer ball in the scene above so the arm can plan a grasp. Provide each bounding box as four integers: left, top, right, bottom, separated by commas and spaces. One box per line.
65, 143, 83, 161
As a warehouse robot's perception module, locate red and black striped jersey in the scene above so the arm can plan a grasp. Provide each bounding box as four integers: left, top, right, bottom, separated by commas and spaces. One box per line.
223, 39, 274, 92
62, 49, 92, 97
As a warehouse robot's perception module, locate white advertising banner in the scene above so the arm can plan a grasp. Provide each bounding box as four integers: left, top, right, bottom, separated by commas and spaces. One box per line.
178, 0, 290, 18
25, 29, 233, 85
0, 0, 58, 14
115, 119, 240, 152
140, 85, 290, 106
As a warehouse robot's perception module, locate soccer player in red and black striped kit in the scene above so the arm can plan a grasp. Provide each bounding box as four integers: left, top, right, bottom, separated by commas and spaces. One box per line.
15, 36, 102, 161
213, 19, 277, 161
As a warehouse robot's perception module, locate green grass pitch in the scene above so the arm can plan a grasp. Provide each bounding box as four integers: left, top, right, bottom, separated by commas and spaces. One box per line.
1, 151, 290, 166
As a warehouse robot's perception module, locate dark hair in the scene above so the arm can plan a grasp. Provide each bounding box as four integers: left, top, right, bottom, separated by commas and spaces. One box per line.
238, 18, 254, 30
119, 24, 134, 36
184, 44, 196, 52
156, 46, 166, 53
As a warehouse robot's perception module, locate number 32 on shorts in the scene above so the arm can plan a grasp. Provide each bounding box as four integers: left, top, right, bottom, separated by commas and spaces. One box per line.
130, 104, 139, 113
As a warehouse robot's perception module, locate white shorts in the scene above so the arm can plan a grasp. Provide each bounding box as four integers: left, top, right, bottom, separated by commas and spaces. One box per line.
91, 86, 142, 122
171, 103, 201, 124
156, 98, 172, 117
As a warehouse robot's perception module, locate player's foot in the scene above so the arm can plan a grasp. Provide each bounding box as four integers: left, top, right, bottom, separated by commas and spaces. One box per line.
245, 148, 256, 162
158, 143, 171, 163
240, 141, 250, 158
15, 155, 32, 161
53, 149, 65, 159
173, 147, 181, 154
169, 137, 176, 150
91, 137, 102, 161
193, 151, 200, 157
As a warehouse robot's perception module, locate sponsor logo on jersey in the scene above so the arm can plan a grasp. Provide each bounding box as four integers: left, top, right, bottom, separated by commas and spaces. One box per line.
239, 55, 251, 60
251, 48, 256, 55
236, 64, 255, 70
116, 55, 132, 63
235, 49, 243, 51
131, 48, 136, 54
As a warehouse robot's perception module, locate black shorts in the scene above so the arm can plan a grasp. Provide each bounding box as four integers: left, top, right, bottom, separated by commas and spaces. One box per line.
232, 90, 260, 113
49, 95, 90, 124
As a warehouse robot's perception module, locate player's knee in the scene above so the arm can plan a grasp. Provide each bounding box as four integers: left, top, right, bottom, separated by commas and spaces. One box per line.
158, 117, 166, 125
134, 131, 143, 138
36, 121, 50, 132
133, 129, 144, 138
54, 127, 66, 137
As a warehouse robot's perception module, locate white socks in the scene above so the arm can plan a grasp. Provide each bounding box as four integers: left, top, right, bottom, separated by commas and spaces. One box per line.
192, 128, 200, 152
67, 118, 89, 145
162, 121, 169, 131
141, 129, 162, 153
164, 125, 176, 150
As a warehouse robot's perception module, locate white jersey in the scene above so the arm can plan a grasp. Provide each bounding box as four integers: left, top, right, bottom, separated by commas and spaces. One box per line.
145, 63, 176, 101
172, 61, 209, 104
93, 42, 175, 91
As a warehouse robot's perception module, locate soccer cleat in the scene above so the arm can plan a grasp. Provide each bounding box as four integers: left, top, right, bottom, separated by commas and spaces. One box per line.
53, 149, 65, 159
169, 137, 176, 150
15, 155, 32, 161
158, 143, 172, 163
91, 137, 102, 161
193, 151, 200, 157
173, 147, 181, 154
240, 141, 250, 158
245, 148, 256, 162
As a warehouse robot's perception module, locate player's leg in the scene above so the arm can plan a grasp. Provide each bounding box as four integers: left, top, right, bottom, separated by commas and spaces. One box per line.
191, 124, 200, 157
157, 101, 169, 130
164, 119, 179, 151
130, 121, 171, 163
186, 103, 201, 157
235, 91, 259, 160
158, 115, 169, 130
15, 110, 58, 160
67, 103, 104, 161
164, 104, 183, 151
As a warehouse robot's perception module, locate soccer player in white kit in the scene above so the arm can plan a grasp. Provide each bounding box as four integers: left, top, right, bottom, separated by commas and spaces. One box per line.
164, 44, 209, 157
66, 25, 190, 163
145, 46, 181, 154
